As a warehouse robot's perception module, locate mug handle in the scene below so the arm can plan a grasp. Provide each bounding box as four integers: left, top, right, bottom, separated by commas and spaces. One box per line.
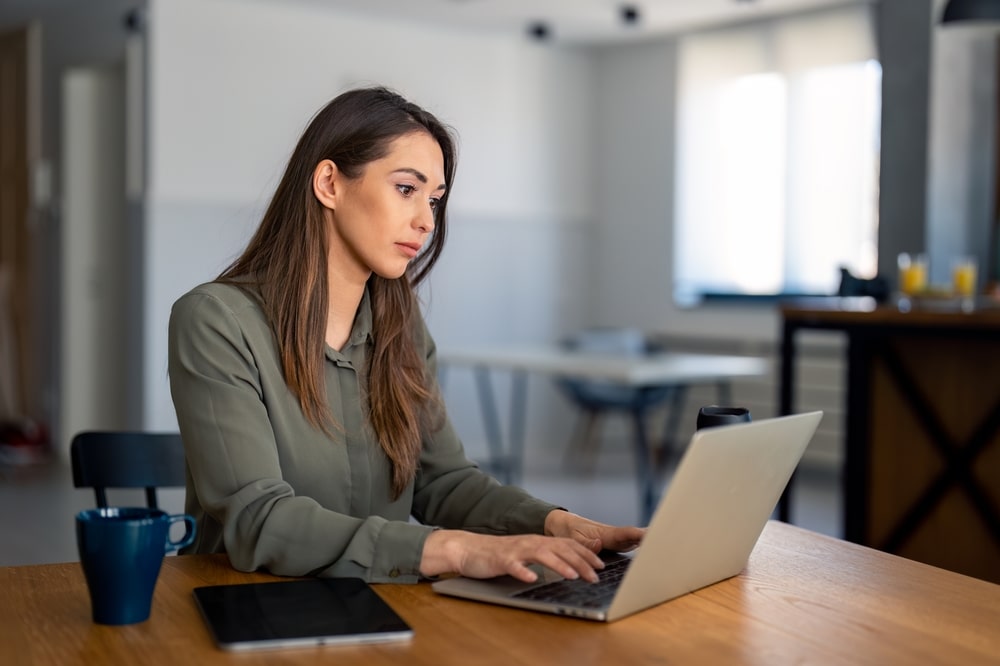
165, 514, 197, 552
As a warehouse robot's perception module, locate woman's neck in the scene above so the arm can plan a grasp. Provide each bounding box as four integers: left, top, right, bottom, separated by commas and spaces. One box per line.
325, 266, 367, 351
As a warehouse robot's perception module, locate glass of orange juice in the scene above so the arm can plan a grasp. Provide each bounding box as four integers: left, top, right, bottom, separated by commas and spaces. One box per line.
951, 257, 976, 311
897, 252, 928, 296
952, 256, 978, 299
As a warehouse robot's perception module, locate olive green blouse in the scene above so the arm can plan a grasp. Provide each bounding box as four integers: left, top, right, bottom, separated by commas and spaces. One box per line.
167, 282, 557, 583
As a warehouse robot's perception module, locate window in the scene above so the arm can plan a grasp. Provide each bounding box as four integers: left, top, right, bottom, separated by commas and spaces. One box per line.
673, 6, 881, 306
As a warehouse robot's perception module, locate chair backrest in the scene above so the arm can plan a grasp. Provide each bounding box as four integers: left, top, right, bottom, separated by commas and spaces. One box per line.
70, 431, 186, 509
562, 327, 649, 356
556, 328, 671, 409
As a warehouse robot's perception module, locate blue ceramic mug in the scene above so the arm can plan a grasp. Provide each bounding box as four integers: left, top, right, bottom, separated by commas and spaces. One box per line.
696, 405, 752, 430
76, 507, 196, 625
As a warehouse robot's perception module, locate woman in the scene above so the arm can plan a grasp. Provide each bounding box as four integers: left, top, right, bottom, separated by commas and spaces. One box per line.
168, 86, 643, 584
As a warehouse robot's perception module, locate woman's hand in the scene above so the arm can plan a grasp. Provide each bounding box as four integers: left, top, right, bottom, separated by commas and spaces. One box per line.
420, 530, 607, 583
543, 509, 645, 554
419, 512, 645, 583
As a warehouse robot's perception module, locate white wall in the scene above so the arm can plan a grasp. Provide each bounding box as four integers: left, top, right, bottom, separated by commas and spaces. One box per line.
142, 0, 598, 451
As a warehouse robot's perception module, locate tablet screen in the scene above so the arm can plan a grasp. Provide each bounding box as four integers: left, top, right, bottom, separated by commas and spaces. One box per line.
193, 578, 413, 651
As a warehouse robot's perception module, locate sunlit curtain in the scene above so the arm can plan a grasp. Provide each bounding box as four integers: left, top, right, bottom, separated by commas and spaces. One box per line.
673, 5, 881, 305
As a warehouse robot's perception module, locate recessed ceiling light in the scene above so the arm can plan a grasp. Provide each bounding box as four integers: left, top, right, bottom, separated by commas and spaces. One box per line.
620, 4, 640, 26
526, 21, 551, 41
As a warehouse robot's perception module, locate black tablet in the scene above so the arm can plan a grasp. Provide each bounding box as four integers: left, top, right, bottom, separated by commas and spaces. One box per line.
193, 578, 413, 651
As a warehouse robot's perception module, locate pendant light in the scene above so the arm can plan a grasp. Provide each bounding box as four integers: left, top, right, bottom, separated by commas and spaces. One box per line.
941, 0, 1000, 24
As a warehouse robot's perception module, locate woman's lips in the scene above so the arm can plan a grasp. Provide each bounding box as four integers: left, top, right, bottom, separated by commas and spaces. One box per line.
397, 242, 421, 258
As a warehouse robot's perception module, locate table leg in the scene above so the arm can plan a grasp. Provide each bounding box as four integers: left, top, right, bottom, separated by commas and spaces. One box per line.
777, 318, 797, 523
631, 408, 656, 524
656, 385, 687, 473
716, 381, 731, 407
508, 370, 528, 486
472, 366, 528, 485
473, 366, 509, 483
843, 333, 871, 544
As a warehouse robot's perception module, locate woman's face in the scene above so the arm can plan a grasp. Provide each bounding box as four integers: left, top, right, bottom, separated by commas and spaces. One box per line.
324, 131, 446, 283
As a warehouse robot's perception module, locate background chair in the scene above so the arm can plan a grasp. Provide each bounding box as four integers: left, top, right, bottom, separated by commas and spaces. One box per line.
70, 432, 186, 509
554, 328, 684, 472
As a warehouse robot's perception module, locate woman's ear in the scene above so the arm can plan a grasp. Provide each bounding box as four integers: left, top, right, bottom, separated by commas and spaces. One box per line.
312, 159, 339, 210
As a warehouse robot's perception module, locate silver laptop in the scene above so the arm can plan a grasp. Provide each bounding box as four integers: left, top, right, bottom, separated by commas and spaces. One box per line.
433, 411, 823, 622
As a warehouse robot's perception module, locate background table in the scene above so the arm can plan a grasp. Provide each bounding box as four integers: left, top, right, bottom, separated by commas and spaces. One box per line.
779, 297, 1000, 583
439, 344, 769, 521
3, 521, 999, 665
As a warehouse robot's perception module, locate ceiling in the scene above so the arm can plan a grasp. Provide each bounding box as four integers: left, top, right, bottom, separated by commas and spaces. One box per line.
282, 0, 866, 44
0, 0, 867, 43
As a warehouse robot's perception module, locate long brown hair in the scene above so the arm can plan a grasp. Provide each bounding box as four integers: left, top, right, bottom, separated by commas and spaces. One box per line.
218, 87, 456, 497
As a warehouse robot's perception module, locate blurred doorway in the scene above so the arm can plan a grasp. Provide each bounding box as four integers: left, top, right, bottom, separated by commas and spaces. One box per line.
0, 27, 34, 422
59, 63, 131, 451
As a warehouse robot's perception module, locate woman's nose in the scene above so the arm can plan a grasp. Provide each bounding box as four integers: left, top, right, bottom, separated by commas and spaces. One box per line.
415, 207, 435, 234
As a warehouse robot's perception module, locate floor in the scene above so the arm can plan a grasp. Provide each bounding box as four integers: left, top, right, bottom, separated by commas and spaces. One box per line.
0, 446, 841, 567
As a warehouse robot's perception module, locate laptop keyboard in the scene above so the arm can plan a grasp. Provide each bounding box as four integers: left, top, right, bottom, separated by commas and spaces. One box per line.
511, 557, 631, 609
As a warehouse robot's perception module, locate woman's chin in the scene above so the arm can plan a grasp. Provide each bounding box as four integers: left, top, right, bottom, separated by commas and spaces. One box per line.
372, 264, 408, 281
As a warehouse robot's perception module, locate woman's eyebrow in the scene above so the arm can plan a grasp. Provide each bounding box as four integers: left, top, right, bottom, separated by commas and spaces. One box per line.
393, 167, 446, 191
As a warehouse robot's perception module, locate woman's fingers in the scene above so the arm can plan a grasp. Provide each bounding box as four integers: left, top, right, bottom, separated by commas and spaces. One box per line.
501, 536, 604, 583
429, 531, 614, 582
530, 549, 591, 582
546, 510, 647, 554
505, 560, 540, 583
603, 526, 646, 551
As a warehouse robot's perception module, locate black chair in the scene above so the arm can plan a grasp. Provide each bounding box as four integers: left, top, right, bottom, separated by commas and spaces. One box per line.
70, 432, 186, 509
554, 328, 683, 471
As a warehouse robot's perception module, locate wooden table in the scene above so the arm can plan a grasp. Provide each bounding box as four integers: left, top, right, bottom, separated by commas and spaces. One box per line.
3, 521, 998, 665
778, 297, 1000, 583
439, 344, 768, 520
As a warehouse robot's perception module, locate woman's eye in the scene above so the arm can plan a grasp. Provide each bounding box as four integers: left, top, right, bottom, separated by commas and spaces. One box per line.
429, 197, 441, 212
397, 184, 415, 197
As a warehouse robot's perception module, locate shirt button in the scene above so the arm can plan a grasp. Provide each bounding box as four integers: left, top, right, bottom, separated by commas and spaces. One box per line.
389, 569, 400, 578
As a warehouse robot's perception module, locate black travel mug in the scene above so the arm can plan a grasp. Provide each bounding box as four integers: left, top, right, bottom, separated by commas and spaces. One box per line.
696, 405, 752, 430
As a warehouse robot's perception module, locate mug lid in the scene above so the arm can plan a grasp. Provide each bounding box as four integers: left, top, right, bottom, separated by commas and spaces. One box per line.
699, 406, 750, 416
76, 507, 167, 522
